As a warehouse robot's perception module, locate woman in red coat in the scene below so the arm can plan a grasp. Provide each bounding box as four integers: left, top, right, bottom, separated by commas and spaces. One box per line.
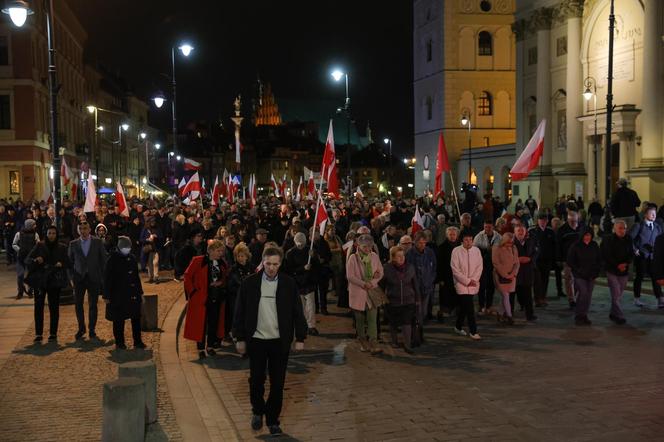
184, 239, 229, 359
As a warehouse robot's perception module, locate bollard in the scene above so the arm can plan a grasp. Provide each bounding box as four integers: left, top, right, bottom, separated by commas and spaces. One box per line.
102, 377, 145, 442
119, 360, 157, 424
141, 294, 158, 331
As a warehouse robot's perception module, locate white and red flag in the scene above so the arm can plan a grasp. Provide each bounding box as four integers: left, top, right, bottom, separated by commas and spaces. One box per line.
306, 168, 316, 199
314, 197, 329, 236
115, 182, 129, 217
220, 169, 229, 198
178, 177, 186, 196
201, 177, 207, 197
211, 175, 221, 206
411, 204, 424, 235
295, 176, 303, 202
434, 132, 450, 199
270, 173, 280, 197
249, 173, 257, 207
279, 174, 288, 198
510, 119, 546, 181
183, 157, 202, 171
182, 172, 201, 199
321, 120, 339, 196
83, 174, 96, 213
60, 157, 72, 186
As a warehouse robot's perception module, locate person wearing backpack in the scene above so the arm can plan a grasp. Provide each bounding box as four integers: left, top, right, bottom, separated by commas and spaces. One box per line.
12, 218, 39, 300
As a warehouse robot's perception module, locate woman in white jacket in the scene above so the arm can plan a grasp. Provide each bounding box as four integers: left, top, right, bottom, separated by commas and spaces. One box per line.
450, 231, 483, 340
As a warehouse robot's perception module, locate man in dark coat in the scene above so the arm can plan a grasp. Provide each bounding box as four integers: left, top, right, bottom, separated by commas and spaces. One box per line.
514, 225, 538, 321
232, 246, 307, 437
629, 205, 663, 308
103, 236, 145, 350
610, 178, 640, 229
601, 220, 633, 324
556, 211, 582, 308
249, 228, 269, 269
529, 214, 556, 306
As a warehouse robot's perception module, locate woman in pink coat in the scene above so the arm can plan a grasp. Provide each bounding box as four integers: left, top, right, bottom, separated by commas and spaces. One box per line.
492, 232, 520, 325
346, 234, 384, 354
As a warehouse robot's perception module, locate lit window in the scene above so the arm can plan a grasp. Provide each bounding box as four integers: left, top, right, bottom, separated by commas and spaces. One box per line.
478, 31, 492, 56
478, 91, 492, 116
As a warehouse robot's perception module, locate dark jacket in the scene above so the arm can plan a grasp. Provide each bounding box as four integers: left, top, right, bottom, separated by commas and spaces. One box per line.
406, 246, 437, 295
566, 237, 601, 280
653, 235, 664, 281
103, 251, 143, 320
600, 233, 634, 276
227, 262, 255, 304
25, 240, 70, 289
629, 220, 662, 260
249, 240, 266, 268
610, 186, 640, 218
515, 236, 538, 286
284, 246, 318, 295
556, 223, 581, 262
68, 236, 107, 285
232, 271, 307, 353
381, 262, 419, 306
437, 240, 460, 284
529, 225, 556, 265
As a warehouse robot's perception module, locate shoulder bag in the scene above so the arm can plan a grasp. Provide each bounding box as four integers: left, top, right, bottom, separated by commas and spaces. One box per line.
355, 254, 389, 309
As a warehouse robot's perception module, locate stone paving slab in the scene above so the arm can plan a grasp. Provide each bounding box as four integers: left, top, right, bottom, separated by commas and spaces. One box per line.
183, 284, 664, 441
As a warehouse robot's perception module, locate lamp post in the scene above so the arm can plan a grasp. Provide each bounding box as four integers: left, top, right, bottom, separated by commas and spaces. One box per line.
152, 43, 193, 188
111, 123, 129, 185
138, 132, 147, 198
460, 108, 472, 183
3, 0, 60, 223
87, 105, 125, 184
583, 76, 598, 200
331, 68, 352, 197
604, 0, 615, 203
383, 137, 392, 190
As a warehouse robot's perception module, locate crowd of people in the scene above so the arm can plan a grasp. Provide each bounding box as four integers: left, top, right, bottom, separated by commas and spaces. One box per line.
3, 176, 664, 435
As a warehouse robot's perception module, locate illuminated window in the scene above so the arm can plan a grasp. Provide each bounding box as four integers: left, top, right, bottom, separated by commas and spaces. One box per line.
9, 170, 19, 194
478, 31, 492, 56
478, 91, 492, 116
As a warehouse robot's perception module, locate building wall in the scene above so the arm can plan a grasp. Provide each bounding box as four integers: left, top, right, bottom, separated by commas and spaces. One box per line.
414, 0, 517, 197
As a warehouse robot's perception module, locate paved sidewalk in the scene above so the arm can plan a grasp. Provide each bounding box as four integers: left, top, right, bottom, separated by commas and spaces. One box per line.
0, 268, 184, 441
180, 284, 664, 441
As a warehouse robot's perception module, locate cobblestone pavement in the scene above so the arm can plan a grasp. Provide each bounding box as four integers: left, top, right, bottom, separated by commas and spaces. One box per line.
0, 267, 184, 442
190, 285, 664, 442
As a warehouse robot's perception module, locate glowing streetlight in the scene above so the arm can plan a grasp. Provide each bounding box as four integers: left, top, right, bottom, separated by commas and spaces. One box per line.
176, 155, 181, 161
152, 91, 166, 109
178, 44, 194, 57
140, 132, 147, 140
97, 125, 104, 132
121, 123, 129, 131
331, 69, 344, 82
87, 105, 96, 114
155, 143, 161, 150
1, 1, 33, 27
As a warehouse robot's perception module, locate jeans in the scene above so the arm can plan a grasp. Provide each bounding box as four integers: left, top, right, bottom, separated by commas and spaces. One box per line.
478, 269, 495, 309
353, 307, 377, 342
574, 277, 594, 318
417, 289, 432, 324
34, 287, 60, 336
248, 338, 289, 427
607, 273, 628, 320
300, 292, 316, 328
112, 317, 142, 346
633, 256, 662, 299
74, 275, 100, 334
456, 296, 477, 334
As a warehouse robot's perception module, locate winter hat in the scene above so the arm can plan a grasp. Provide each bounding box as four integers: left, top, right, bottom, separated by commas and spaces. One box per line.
117, 236, 132, 250
24, 219, 36, 230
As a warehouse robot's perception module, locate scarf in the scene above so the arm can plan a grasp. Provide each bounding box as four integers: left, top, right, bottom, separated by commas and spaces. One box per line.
358, 251, 373, 281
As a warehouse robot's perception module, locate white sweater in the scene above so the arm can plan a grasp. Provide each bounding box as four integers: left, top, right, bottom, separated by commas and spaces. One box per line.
450, 245, 483, 295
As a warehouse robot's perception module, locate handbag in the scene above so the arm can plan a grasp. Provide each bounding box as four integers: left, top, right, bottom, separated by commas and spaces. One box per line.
355, 254, 389, 309
498, 275, 511, 284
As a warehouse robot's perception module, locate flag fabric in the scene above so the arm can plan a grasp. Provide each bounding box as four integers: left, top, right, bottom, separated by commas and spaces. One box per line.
279, 174, 288, 198
83, 174, 96, 213
178, 177, 186, 196
228, 175, 235, 203
270, 173, 279, 197
295, 176, 303, 202
60, 157, 72, 186
70, 182, 78, 200
201, 177, 207, 197
307, 169, 316, 199
321, 120, 339, 196
434, 132, 450, 198
211, 175, 220, 206
250, 173, 257, 207
116, 182, 129, 217
183, 157, 202, 171
355, 186, 364, 199
314, 198, 329, 236
41, 177, 52, 203
411, 204, 424, 235
182, 172, 201, 199
511, 119, 546, 181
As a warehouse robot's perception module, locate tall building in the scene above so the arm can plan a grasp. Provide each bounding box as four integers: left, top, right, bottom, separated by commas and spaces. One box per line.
413, 0, 517, 200
514, 0, 663, 207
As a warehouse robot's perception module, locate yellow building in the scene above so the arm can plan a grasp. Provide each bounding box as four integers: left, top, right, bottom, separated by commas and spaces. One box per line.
414, 0, 517, 200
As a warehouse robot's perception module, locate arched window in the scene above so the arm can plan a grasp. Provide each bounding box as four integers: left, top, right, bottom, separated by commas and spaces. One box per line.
478, 91, 492, 116
478, 31, 492, 56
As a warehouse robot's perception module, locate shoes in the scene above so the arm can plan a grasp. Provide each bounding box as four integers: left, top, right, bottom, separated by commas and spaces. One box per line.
221, 336, 233, 347
198, 351, 207, 359
89, 332, 98, 340
75, 331, 85, 340
454, 327, 468, 336
358, 338, 369, 352
634, 298, 644, 307
501, 315, 514, 325
369, 340, 383, 355
307, 327, 320, 336
116, 343, 127, 350
206, 347, 216, 356
527, 315, 538, 322
47, 335, 57, 342
469, 333, 482, 340
15, 293, 23, 300
34, 335, 43, 342
251, 414, 263, 431
477, 308, 486, 317
268, 424, 283, 436
575, 316, 592, 326
134, 341, 147, 349
609, 314, 626, 325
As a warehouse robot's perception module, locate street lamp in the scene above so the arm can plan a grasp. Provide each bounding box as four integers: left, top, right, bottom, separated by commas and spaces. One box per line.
604, 0, 616, 203
583, 76, 598, 199
331, 67, 352, 196
460, 107, 472, 183
152, 90, 166, 109
3, 0, 61, 223
383, 137, 393, 190
155, 143, 161, 150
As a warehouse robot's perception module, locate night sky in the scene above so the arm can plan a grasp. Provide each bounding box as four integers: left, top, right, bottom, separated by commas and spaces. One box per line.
68, 0, 414, 156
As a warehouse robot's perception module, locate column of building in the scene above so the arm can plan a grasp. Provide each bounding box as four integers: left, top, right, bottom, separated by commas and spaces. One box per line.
640, 0, 663, 167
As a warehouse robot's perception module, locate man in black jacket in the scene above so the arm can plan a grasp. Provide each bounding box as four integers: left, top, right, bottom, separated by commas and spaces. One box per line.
514, 225, 538, 321
600, 220, 633, 324
610, 178, 640, 230
232, 246, 306, 437
529, 214, 556, 306
629, 205, 663, 308
556, 211, 582, 308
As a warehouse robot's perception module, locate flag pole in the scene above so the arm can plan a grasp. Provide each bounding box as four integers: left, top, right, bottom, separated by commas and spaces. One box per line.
448, 171, 461, 221
307, 167, 328, 266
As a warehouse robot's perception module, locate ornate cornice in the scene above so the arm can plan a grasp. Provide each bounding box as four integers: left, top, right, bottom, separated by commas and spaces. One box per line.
512, 19, 528, 42
528, 7, 555, 34
557, 0, 584, 21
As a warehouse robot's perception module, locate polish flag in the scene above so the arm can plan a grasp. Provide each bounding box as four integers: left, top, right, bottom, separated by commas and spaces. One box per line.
411, 204, 424, 235
315, 197, 329, 236
211, 175, 221, 206
221, 169, 229, 198
182, 172, 201, 199
83, 174, 96, 213
178, 177, 186, 196
270, 173, 280, 197
355, 186, 364, 199
321, 120, 338, 197
116, 182, 129, 218
295, 176, 303, 202
183, 157, 202, 171
70, 182, 78, 200
434, 132, 450, 199
228, 174, 235, 203
279, 174, 288, 198
250, 173, 257, 207
307, 169, 316, 199
60, 157, 72, 186
511, 119, 547, 181
201, 177, 207, 197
